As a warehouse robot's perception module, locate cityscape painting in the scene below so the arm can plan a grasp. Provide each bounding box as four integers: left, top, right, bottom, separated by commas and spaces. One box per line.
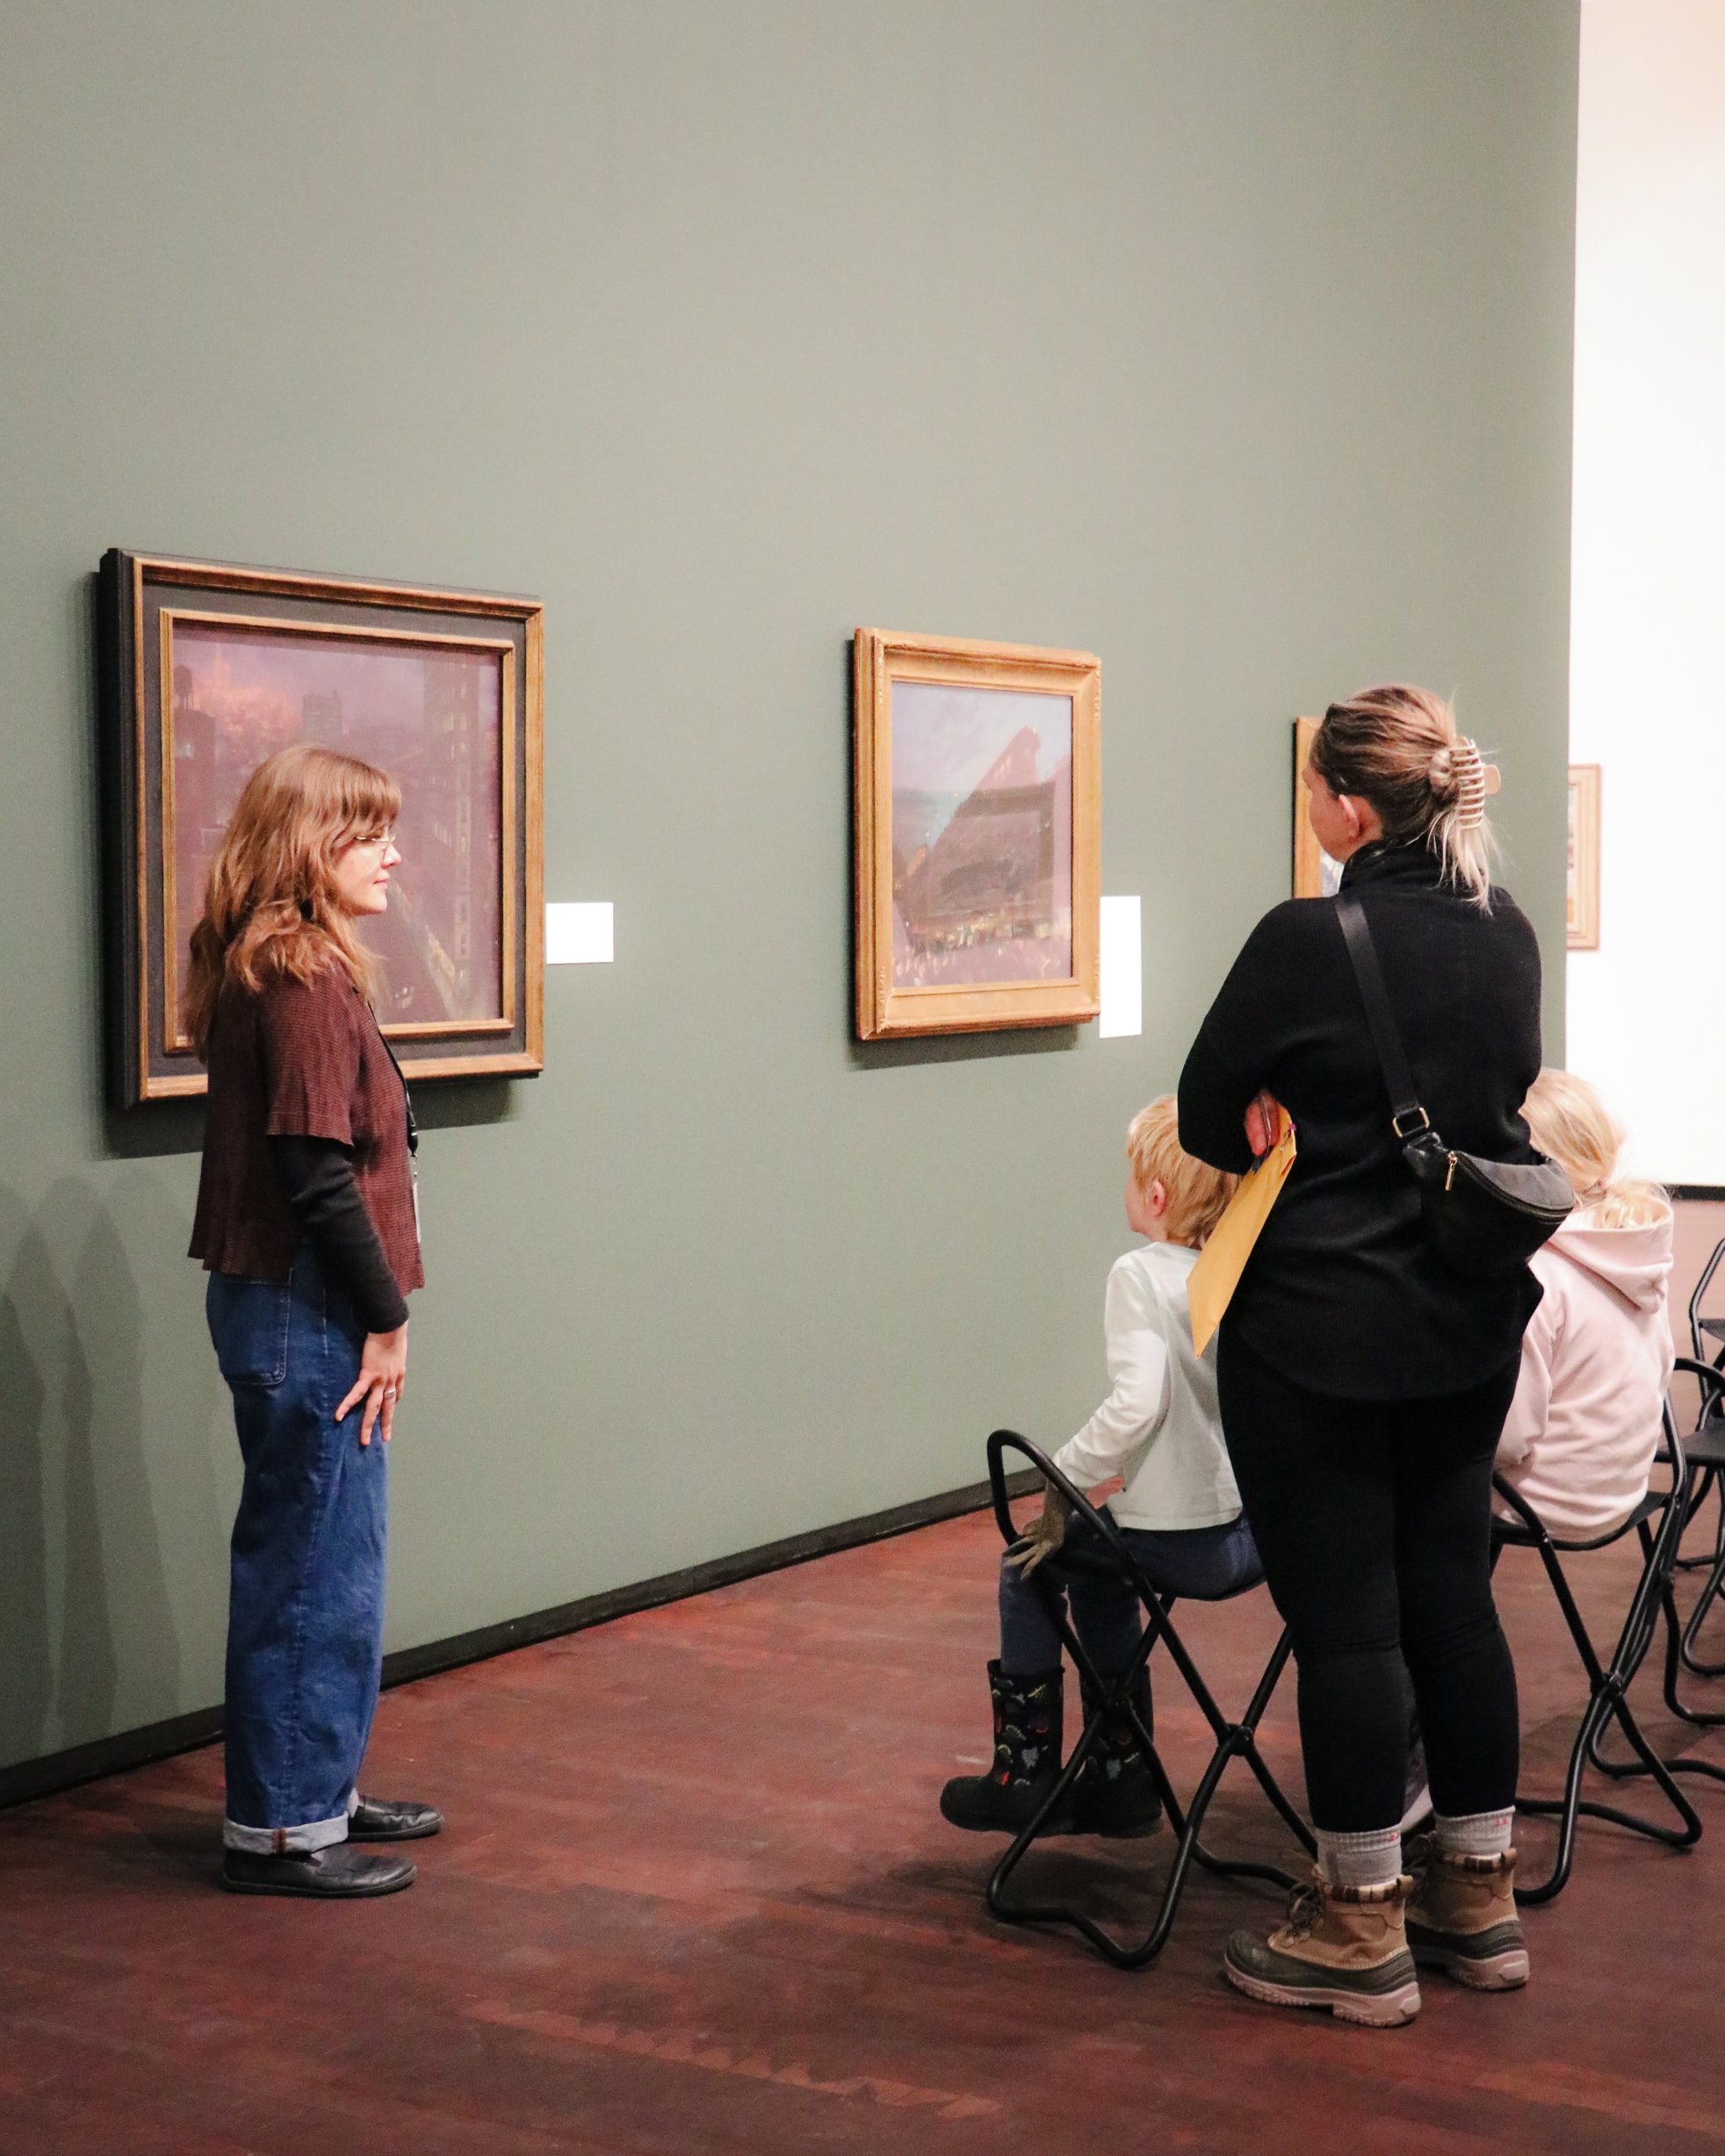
854, 629, 1101, 1040
889, 681, 1073, 990
163, 619, 506, 1042
98, 552, 544, 1105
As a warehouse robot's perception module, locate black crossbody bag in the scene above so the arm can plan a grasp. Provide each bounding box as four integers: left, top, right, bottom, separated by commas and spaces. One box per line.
1335, 895, 1574, 1280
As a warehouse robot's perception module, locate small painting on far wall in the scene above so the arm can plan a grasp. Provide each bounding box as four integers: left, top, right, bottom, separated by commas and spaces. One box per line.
853, 630, 1101, 1039
1293, 716, 1342, 898
1568, 763, 1601, 949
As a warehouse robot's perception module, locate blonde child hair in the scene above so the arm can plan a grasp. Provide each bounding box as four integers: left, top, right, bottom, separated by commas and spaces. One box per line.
1521, 1069, 1668, 1231
1128, 1096, 1238, 1249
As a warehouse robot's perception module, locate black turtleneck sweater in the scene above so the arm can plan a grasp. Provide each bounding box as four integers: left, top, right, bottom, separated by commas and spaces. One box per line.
1178, 843, 1545, 1400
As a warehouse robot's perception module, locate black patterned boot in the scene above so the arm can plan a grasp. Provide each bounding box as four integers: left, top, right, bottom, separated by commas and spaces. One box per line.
940, 1662, 1072, 1834
1071, 1667, 1164, 1837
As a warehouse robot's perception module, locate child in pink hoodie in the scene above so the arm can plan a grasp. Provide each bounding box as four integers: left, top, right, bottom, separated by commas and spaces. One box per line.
1495, 1071, 1675, 1539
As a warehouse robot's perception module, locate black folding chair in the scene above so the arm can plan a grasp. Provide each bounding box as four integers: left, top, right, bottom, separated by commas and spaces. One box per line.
1641, 1357, 1725, 1744
979, 1430, 1314, 1968
1493, 1407, 1701, 1905
1669, 1281, 1725, 1699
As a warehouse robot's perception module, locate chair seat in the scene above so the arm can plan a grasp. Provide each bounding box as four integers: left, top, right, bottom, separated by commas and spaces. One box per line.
1495, 1487, 1663, 1555
1044, 1541, 1266, 1601
1684, 1419, 1725, 1467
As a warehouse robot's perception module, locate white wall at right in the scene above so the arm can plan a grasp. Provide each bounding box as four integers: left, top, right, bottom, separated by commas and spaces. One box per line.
1568, 0, 1725, 1183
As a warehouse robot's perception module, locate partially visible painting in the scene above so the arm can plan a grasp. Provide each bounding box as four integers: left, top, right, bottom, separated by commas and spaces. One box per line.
854, 630, 1100, 1039
1293, 715, 1342, 898
98, 552, 544, 1106
1568, 763, 1601, 949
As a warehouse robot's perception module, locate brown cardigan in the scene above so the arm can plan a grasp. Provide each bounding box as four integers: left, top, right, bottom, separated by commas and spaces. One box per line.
190, 967, 423, 1296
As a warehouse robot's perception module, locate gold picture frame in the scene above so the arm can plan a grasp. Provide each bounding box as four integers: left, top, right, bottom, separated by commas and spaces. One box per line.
98, 551, 545, 1106
1292, 715, 1341, 899
853, 629, 1101, 1040
1568, 763, 1601, 949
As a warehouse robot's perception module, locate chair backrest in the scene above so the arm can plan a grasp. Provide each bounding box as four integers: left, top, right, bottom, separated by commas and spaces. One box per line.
1687, 1236, 1725, 1364
986, 1429, 1140, 1579
1674, 1355, 1725, 1436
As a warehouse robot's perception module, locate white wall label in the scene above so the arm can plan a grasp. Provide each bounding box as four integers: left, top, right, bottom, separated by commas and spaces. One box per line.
545, 901, 614, 964
1099, 895, 1142, 1038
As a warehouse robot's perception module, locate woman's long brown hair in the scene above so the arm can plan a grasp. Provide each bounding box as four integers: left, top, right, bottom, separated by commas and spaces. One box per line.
183, 743, 401, 1056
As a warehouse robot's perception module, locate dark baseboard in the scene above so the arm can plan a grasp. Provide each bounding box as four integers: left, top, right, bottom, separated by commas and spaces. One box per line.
1671, 1186, 1725, 1203
0, 1467, 1037, 1813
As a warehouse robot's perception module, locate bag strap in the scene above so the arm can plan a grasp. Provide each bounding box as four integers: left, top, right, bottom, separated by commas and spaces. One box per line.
1334, 894, 1431, 1140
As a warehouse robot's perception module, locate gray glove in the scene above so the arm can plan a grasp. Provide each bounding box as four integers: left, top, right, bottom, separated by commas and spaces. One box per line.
1005, 1482, 1072, 1578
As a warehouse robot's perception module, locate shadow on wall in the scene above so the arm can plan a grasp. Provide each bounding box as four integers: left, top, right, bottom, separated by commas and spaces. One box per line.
0, 1176, 221, 1768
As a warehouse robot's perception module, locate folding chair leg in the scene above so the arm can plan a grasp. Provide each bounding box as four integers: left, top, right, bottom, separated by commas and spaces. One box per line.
985, 1622, 1310, 1970
1678, 1537, 1725, 1684
1627, 1574, 1725, 1767
1673, 1465, 1719, 1573
1512, 1511, 1705, 1904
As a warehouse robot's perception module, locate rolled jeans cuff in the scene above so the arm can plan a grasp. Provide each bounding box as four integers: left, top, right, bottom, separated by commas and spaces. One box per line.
223, 1808, 350, 1855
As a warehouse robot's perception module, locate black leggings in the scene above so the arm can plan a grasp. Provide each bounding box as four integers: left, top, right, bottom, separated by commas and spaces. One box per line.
1217, 1324, 1520, 1834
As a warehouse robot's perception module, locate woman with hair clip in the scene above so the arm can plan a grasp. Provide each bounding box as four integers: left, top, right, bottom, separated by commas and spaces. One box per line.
1179, 684, 1544, 2026
187, 743, 440, 1899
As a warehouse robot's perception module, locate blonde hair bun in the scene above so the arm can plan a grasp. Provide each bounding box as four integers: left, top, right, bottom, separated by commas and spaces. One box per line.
1309, 683, 1496, 906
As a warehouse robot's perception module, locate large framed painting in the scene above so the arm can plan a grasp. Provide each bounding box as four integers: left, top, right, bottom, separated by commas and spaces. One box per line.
97, 552, 544, 1106
1292, 716, 1342, 898
1568, 763, 1601, 949
853, 629, 1101, 1040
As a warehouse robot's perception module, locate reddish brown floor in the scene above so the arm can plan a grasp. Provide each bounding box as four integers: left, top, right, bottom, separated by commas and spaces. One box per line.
4, 1505, 1725, 2154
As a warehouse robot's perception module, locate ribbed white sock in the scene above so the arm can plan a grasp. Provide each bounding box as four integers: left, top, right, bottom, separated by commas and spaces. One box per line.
1434, 1807, 1513, 1858
1314, 1825, 1404, 1888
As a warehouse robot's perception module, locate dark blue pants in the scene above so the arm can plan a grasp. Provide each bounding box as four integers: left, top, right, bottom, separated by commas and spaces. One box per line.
208, 1246, 387, 1851
998, 1507, 1262, 1677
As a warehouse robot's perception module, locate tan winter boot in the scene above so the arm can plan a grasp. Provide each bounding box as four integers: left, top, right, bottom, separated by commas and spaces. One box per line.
1223, 1870, 1420, 2027
1404, 1841, 1527, 1991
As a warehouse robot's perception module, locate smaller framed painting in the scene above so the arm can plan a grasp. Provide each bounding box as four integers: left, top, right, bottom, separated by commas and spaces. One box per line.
97, 551, 544, 1106
1568, 763, 1601, 949
853, 629, 1101, 1040
1292, 716, 1342, 899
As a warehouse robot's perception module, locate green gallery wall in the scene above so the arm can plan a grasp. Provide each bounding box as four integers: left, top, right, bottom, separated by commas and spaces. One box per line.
0, 2, 1579, 1779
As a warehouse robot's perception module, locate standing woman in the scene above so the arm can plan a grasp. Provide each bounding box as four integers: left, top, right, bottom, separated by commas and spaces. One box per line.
1180, 685, 1543, 2026
186, 744, 441, 1898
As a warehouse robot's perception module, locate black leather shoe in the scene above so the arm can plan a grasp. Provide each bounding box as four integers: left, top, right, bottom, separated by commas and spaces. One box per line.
221, 1845, 416, 1897
348, 1794, 444, 1841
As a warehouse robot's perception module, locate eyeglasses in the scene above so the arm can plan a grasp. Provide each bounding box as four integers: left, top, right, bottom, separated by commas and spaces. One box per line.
344, 828, 397, 853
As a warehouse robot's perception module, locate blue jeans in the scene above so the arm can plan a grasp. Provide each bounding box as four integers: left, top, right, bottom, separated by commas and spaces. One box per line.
208, 1245, 388, 1852
999, 1507, 1262, 1677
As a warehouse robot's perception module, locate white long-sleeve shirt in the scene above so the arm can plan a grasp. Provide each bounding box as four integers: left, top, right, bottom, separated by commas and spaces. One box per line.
1050, 1242, 1242, 1532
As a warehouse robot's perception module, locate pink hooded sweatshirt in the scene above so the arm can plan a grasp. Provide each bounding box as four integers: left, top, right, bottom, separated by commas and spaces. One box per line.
1496, 1203, 1676, 1540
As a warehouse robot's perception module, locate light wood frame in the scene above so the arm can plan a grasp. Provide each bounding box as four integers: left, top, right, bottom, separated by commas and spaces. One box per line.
1291, 715, 1344, 899
853, 628, 1100, 1040
98, 551, 545, 1106
1568, 763, 1601, 950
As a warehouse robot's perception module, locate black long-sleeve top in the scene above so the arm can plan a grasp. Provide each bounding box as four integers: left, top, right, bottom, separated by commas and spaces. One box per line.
270, 1136, 410, 1335
1178, 841, 1544, 1400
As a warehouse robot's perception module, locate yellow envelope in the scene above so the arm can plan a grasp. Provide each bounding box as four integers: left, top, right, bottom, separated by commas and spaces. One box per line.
1187, 1107, 1297, 1357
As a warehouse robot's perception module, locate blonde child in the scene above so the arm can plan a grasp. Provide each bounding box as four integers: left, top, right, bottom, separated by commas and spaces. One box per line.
940, 1100, 1253, 1838
1400, 1069, 1675, 1838
1495, 1069, 1674, 1538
